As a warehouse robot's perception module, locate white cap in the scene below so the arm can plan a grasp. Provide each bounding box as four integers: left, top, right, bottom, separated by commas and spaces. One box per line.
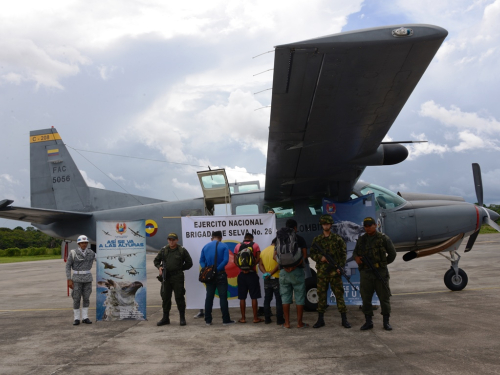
77, 235, 89, 244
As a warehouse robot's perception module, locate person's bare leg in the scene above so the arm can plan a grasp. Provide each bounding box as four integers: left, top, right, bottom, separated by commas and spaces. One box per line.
239, 300, 246, 323
282, 304, 291, 328
252, 299, 262, 322
297, 305, 305, 328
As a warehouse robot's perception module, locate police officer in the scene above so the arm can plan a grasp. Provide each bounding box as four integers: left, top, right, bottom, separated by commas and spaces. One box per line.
66, 235, 95, 325
353, 217, 397, 331
154, 233, 193, 326
310, 215, 351, 329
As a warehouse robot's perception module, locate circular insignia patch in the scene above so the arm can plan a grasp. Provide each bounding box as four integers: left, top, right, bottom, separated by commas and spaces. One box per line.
145, 219, 158, 237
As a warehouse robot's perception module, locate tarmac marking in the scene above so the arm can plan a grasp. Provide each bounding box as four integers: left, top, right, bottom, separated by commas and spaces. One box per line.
0, 305, 165, 312
394, 286, 500, 296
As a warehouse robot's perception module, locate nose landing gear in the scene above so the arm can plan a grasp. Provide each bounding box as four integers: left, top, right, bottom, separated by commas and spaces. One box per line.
439, 250, 468, 291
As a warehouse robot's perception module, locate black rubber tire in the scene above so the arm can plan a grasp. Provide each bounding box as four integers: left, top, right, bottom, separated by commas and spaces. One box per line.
304, 269, 318, 312
444, 267, 468, 291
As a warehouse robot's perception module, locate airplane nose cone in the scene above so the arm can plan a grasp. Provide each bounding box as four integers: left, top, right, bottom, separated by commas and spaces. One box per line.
485, 208, 500, 222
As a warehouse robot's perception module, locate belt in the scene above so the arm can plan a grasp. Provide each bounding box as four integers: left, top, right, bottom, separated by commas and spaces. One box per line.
269, 276, 278, 280
73, 270, 91, 275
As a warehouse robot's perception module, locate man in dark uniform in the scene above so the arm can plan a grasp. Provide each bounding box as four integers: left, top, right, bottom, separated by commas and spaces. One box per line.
310, 215, 351, 329
154, 233, 193, 326
353, 217, 397, 331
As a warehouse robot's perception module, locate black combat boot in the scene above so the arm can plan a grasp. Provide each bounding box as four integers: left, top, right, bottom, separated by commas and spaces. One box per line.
313, 313, 325, 328
157, 312, 170, 326
73, 319, 80, 326
360, 314, 373, 330
383, 314, 392, 331
341, 313, 351, 328
179, 311, 187, 326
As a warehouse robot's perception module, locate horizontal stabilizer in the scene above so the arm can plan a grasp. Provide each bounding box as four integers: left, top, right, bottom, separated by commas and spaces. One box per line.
0, 202, 92, 225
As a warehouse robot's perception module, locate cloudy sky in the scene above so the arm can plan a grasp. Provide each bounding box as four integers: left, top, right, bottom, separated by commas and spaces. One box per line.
1, 0, 500, 228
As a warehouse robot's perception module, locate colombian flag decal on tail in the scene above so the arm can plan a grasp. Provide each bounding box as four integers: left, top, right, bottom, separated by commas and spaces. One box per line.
47, 149, 59, 156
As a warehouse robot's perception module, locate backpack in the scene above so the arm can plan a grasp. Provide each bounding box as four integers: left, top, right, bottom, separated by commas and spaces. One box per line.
275, 227, 302, 267
234, 242, 256, 271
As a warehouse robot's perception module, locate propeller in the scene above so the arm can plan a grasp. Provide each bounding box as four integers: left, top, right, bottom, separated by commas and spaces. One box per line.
465, 163, 500, 252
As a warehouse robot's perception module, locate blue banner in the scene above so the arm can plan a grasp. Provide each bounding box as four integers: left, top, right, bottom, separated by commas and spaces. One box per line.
323, 194, 379, 306
96, 220, 147, 321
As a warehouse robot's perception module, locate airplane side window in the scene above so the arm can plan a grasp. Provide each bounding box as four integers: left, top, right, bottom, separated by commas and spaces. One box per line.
235, 204, 259, 215
263, 202, 295, 218
360, 183, 406, 211
308, 199, 322, 216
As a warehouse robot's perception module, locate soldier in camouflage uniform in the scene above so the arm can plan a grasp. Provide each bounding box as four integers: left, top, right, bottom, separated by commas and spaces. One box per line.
353, 217, 397, 331
310, 215, 351, 329
66, 234, 95, 326
154, 233, 193, 327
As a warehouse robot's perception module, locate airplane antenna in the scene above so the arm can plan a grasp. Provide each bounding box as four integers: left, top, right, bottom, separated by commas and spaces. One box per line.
67, 145, 145, 206
253, 69, 273, 76
172, 191, 179, 201
254, 106, 271, 111
254, 88, 272, 94
252, 50, 274, 59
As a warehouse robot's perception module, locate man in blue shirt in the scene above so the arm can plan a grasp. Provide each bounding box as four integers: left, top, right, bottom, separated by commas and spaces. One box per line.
199, 231, 235, 326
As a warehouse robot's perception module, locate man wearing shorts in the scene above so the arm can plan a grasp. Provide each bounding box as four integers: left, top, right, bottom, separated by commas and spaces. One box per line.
277, 219, 309, 329
234, 233, 262, 323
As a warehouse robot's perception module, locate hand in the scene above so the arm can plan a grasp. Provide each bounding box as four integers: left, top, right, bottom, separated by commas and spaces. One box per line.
321, 256, 328, 263
68, 280, 73, 289
337, 269, 341, 275
355, 256, 362, 265
159, 267, 163, 276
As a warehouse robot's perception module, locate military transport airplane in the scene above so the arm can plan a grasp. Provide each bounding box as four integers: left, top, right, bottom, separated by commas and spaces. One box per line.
100, 249, 141, 263
1, 25, 499, 309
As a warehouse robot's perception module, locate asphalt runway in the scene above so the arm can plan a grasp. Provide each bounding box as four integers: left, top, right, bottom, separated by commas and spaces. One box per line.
1, 234, 500, 375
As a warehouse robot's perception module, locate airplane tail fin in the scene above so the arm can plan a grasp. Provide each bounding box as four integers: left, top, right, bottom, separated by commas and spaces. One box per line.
30, 128, 91, 211
30, 128, 166, 212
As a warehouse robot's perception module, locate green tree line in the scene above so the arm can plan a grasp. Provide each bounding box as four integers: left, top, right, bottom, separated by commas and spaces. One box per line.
0, 227, 62, 250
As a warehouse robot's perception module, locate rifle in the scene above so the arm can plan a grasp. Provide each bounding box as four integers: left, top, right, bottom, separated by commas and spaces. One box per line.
312, 243, 358, 291
358, 249, 392, 296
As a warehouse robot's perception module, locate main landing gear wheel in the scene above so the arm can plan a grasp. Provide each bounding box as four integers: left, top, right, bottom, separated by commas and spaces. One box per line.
444, 267, 468, 291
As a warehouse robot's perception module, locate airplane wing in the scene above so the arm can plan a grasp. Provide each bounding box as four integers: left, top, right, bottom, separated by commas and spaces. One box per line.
265, 24, 448, 202
0, 200, 92, 225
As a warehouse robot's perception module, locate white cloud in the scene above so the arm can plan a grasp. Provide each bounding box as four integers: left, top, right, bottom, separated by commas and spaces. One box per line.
389, 183, 409, 192
172, 178, 202, 196
0, 39, 88, 89
108, 173, 125, 181
453, 130, 500, 151
417, 179, 429, 187
80, 170, 105, 189
407, 132, 449, 160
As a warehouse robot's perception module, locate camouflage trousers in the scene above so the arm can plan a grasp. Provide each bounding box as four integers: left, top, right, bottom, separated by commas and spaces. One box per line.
317, 274, 347, 314
72, 281, 92, 309
360, 268, 391, 316
161, 273, 186, 313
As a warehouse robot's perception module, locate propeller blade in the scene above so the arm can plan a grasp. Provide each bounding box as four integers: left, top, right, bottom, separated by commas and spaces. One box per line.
464, 230, 479, 253
485, 217, 500, 232
472, 163, 483, 207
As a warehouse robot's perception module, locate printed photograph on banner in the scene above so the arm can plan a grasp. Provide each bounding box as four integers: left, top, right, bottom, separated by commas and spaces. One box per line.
323, 194, 380, 306
96, 220, 147, 321
181, 214, 276, 309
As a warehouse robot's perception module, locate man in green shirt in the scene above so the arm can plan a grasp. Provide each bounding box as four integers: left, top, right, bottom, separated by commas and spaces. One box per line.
154, 233, 193, 327
310, 215, 351, 329
353, 217, 397, 331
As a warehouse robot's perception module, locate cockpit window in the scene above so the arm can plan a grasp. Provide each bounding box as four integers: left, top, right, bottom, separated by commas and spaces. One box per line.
359, 183, 406, 211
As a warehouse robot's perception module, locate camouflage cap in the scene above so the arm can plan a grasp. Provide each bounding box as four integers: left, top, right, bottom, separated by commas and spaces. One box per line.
319, 214, 334, 224
167, 232, 178, 239
363, 217, 376, 226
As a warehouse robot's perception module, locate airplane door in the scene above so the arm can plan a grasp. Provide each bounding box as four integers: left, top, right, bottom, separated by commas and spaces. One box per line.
197, 169, 231, 215
382, 209, 417, 248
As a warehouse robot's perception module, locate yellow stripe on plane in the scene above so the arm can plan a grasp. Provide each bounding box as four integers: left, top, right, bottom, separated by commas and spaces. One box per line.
30, 133, 62, 143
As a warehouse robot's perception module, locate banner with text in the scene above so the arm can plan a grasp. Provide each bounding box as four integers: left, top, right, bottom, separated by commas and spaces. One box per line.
323, 194, 380, 306
182, 214, 276, 309
96, 220, 147, 321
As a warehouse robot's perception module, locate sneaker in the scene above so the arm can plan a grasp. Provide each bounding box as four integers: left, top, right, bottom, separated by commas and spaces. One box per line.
194, 312, 205, 319
223, 320, 235, 326
205, 322, 212, 326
